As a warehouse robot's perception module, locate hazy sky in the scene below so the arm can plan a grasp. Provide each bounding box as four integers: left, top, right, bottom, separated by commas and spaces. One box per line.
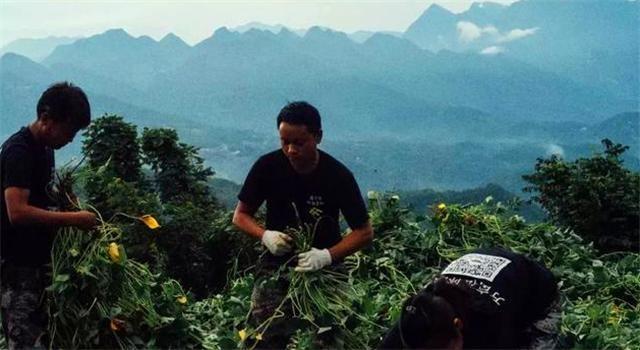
0, 0, 517, 47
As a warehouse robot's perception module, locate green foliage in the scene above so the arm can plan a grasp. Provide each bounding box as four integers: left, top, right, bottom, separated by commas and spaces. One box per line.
154, 202, 216, 298
140, 127, 214, 205
36, 115, 638, 349
197, 194, 639, 349
184, 276, 254, 349
399, 183, 546, 222
75, 115, 252, 298
48, 223, 199, 349
81, 115, 152, 221
82, 114, 142, 183
523, 139, 640, 252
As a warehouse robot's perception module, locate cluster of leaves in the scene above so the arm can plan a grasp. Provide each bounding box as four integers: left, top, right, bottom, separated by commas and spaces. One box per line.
45, 165, 199, 348
48, 223, 199, 348
195, 192, 639, 349
40, 114, 262, 349
140, 128, 215, 205
523, 139, 640, 252
78, 114, 257, 298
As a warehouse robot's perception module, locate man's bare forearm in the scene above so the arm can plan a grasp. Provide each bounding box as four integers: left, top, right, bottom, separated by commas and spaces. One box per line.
9, 204, 87, 228
232, 206, 265, 239
328, 222, 373, 261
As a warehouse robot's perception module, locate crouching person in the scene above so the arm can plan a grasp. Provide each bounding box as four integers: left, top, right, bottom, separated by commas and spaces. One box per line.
379, 247, 561, 349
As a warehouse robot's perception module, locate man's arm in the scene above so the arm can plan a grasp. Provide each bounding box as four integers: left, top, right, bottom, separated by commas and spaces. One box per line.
328, 221, 373, 261
233, 200, 293, 256
232, 200, 265, 239
5, 187, 97, 230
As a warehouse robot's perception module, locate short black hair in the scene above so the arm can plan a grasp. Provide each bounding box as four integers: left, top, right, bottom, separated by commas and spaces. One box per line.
397, 278, 470, 348
36, 81, 91, 130
276, 101, 321, 135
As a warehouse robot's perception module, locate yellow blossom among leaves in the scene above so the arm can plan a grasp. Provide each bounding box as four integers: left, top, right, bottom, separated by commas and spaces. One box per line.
140, 215, 160, 229
437, 203, 447, 211
238, 329, 248, 341
255, 333, 263, 341
177, 295, 188, 304
108, 243, 120, 263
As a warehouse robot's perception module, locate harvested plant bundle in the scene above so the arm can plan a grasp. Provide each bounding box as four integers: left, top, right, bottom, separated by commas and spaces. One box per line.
47, 167, 199, 348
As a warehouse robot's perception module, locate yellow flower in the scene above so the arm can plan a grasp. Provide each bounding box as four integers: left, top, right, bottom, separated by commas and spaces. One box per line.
177, 295, 188, 304
255, 333, 263, 341
140, 215, 160, 229
238, 329, 248, 341
434, 203, 447, 219
108, 243, 120, 263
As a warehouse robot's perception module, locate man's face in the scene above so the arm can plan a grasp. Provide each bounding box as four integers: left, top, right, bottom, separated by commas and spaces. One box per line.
278, 122, 320, 172
43, 117, 79, 149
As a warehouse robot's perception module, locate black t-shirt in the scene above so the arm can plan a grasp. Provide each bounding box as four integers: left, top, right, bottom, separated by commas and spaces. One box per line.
439, 247, 558, 348
238, 149, 369, 262
379, 247, 557, 349
1, 127, 56, 267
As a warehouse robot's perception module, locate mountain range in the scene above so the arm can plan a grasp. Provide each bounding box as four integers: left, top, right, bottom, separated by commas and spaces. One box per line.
1, 0, 637, 194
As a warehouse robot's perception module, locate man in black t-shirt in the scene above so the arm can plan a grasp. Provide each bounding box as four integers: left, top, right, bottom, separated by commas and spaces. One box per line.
378, 247, 561, 349
233, 101, 373, 348
1, 82, 97, 349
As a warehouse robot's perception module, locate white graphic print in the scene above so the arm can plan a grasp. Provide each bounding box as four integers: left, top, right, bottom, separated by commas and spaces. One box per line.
442, 253, 511, 282
307, 195, 324, 207
442, 276, 507, 306
307, 195, 325, 218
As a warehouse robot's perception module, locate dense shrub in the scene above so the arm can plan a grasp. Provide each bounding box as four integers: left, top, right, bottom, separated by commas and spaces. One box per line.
523, 139, 640, 252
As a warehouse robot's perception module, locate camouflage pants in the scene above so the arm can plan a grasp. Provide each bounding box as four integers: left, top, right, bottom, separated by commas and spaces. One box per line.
0, 265, 48, 350
247, 264, 344, 350
523, 294, 562, 350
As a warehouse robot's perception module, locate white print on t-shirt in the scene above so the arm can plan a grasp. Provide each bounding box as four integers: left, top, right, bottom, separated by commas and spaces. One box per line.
307, 195, 325, 219
442, 276, 507, 306
307, 195, 324, 207
442, 253, 511, 282
309, 207, 323, 219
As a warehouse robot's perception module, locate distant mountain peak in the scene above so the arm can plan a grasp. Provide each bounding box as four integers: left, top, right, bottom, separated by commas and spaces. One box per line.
101, 28, 133, 39
364, 33, 420, 50
245, 27, 274, 36
232, 21, 284, 33
1, 52, 35, 64
160, 32, 179, 41
241, 28, 280, 42
304, 26, 350, 41
212, 26, 238, 40
277, 27, 296, 37
159, 33, 189, 48
0, 36, 81, 62
424, 3, 455, 17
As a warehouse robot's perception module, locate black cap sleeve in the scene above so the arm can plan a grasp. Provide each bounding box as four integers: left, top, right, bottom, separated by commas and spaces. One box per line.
237, 156, 267, 209
2, 144, 33, 190
338, 169, 369, 229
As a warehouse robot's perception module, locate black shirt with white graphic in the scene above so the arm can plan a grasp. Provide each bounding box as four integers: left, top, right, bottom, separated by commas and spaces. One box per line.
379, 247, 558, 349
238, 149, 369, 264
443, 247, 557, 348
1, 127, 56, 267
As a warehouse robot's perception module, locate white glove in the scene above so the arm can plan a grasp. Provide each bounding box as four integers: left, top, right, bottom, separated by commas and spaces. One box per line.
295, 248, 332, 272
261, 230, 293, 256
